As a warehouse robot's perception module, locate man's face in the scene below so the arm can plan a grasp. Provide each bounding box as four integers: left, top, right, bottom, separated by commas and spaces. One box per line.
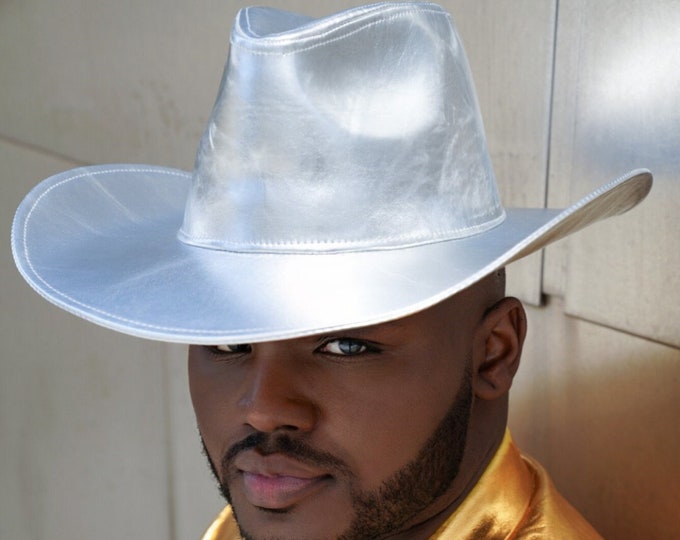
188, 291, 487, 540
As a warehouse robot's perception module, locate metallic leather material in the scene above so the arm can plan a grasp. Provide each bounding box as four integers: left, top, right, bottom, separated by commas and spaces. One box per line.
11, 3, 652, 344
180, 3, 503, 252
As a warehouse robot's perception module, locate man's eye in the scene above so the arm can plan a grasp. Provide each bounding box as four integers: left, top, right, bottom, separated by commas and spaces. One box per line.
318, 338, 373, 356
212, 344, 252, 354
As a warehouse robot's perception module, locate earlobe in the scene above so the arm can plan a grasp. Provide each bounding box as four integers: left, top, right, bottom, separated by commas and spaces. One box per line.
473, 297, 527, 400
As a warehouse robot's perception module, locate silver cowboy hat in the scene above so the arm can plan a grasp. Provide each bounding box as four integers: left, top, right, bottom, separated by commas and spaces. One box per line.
12, 2, 651, 344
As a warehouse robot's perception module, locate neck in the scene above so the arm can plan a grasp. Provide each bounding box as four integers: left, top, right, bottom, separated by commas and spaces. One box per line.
385, 398, 508, 539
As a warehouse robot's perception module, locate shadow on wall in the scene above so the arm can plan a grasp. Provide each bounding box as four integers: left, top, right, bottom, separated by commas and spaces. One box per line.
509, 297, 680, 540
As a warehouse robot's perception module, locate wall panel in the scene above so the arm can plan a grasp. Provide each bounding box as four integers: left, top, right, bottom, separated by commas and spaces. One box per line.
510, 299, 680, 540
0, 1, 367, 169
549, 0, 680, 346
0, 140, 172, 538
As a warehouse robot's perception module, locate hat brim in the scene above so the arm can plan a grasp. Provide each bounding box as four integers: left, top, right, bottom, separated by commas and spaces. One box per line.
12, 165, 651, 344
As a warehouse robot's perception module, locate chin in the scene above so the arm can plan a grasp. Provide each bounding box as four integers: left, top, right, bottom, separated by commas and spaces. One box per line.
228, 481, 351, 540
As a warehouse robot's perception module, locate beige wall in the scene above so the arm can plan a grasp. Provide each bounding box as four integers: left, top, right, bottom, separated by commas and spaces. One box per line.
1, 1, 678, 538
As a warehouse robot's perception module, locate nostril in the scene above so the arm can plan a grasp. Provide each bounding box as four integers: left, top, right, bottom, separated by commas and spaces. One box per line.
243, 398, 317, 433
238, 350, 319, 433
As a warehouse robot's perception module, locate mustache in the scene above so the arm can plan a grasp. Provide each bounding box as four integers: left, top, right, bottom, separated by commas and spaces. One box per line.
221, 431, 350, 477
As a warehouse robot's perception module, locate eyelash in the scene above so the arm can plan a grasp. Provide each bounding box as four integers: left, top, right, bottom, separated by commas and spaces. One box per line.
316, 337, 382, 357
202, 338, 382, 361
202, 344, 251, 361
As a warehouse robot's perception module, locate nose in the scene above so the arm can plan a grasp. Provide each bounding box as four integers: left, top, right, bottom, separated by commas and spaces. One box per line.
239, 345, 318, 434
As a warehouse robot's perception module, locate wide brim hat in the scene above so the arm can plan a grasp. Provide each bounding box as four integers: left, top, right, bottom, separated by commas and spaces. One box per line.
12, 2, 652, 344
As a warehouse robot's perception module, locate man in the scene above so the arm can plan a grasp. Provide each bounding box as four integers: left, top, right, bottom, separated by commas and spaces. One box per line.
12, 2, 651, 539
191, 268, 600, 539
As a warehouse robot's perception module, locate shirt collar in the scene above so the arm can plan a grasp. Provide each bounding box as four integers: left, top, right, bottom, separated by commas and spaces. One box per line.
430, 430, 535, 539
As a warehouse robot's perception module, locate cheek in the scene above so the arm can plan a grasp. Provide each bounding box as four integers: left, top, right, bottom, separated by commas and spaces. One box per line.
187, 348, 212, 418
187, 349, 240, 452
324, 364, 460, 490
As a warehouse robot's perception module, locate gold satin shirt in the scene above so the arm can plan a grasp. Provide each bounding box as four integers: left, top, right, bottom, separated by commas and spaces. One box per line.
201, 431, 602, 539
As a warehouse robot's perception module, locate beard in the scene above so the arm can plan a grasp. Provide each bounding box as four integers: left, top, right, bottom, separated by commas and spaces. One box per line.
201, 367, 473, 540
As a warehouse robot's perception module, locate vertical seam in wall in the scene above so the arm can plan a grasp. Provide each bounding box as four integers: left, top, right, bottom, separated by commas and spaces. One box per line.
544, 0, 559, 210
540, 0, 560, 299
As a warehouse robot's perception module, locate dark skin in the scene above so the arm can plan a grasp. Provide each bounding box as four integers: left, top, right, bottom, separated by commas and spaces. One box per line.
188, 270, 527, 539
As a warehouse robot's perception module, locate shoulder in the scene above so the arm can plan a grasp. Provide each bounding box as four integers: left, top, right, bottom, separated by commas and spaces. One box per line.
514, 453, 603, 540
201, 506, 242, 540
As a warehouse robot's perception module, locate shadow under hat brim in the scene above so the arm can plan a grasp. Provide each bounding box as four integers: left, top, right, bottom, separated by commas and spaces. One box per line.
12, 165, 651, 344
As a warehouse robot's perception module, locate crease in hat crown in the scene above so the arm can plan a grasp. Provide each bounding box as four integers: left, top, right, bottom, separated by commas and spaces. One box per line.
178, 1, 504, 254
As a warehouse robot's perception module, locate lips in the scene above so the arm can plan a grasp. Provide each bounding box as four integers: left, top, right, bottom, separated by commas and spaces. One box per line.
234, 451, 331, 509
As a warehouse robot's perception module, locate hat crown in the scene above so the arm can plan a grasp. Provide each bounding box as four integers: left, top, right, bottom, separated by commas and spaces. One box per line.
180, 2, 503, 253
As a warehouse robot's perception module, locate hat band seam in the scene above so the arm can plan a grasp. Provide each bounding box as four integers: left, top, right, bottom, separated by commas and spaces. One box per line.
178, 211, 506, 253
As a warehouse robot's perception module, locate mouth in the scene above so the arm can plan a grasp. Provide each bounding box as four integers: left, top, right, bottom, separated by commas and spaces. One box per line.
241, 471, 331, 510
234, 452, 333, 510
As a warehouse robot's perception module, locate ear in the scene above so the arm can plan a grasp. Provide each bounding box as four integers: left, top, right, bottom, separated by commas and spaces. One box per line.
473, 297, 527, 400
